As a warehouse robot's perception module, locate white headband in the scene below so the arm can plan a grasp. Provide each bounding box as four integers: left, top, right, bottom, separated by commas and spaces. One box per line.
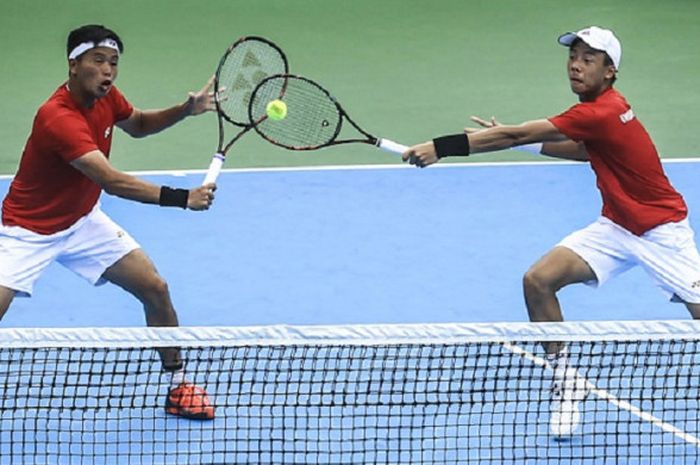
68, 38, 120, 60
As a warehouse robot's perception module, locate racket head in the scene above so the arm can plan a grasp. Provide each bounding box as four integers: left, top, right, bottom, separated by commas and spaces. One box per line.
215, 37, 289, 127
248, 74, 345, 150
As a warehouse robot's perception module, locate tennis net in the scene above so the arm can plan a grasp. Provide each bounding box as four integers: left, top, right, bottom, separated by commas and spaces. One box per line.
1, 320, 699, 464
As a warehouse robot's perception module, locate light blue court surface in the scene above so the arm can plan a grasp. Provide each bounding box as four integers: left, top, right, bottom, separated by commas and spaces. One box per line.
1, 160, 699, 328
2, 161, 700, 464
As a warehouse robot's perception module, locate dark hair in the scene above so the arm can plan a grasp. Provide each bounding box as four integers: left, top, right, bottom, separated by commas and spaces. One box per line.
66, 24, 124, 58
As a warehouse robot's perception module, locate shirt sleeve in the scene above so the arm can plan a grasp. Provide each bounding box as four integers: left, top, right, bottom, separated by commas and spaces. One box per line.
109, 86, 135, 122
548, 103, 601, 143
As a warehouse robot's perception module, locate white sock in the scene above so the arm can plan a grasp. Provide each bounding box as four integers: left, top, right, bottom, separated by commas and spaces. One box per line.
547, 346, 569, 379
169, 369, 187, 388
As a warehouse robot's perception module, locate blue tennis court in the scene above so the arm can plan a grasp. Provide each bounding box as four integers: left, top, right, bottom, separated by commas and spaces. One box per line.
2, 160, 697, 327
2, 160, 700, 464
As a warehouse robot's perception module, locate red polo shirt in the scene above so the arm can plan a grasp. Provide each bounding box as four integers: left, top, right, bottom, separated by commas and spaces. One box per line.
2, 84, 133, 234
549, 87, 686, 235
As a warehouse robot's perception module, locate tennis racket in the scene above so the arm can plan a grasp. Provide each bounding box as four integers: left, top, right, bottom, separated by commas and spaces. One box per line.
247, 74, 408, 155
202, 37, 289, 185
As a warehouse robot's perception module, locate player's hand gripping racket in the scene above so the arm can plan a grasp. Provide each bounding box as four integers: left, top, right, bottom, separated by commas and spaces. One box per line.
202, 37, 288, 185
247, 74, 408, 154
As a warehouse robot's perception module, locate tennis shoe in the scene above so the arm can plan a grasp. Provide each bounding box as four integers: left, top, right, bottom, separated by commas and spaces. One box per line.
549, 367, 589, 437
165, 382, 215, 420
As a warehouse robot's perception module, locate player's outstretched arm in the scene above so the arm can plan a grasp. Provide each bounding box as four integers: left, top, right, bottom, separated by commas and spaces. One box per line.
469, 116, 588, 161
71, 150, 215, 210
403, 119, 568, 167
468, 119, 566, 153
116, 75, 218, 138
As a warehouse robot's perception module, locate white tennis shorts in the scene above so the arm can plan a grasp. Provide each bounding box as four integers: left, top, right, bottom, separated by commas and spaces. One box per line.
0, 206, 139, 297
558, 216, 700, 304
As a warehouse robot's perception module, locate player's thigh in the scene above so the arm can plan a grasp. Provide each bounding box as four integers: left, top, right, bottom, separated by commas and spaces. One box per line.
684, 302, 700, 319
57, 208, 140, 286
101, 248, 159, 287
0, 286, 16, 318
101, 249, 164, 296
0, 226, 64, 296
554, 217, 636, 287
527, 246, 597, 289
636, 219, 700, 304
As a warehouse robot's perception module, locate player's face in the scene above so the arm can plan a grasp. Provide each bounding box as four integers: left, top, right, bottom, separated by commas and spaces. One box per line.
567, 42, 615, 101
69, 47, 119, 100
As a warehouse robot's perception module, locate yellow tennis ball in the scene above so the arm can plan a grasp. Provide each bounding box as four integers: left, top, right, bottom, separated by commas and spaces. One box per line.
266, 99, 287, 121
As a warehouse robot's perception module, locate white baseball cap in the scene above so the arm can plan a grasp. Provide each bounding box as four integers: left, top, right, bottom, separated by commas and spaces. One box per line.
558, 26, 622, 70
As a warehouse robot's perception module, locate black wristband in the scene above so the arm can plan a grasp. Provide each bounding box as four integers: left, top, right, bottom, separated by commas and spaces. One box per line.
432, 133, 470, 158
159, 186, 189, 209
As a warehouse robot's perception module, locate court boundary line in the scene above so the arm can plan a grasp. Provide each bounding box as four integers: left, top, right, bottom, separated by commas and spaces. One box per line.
1, 157, 700, 180
502, 342, 700, 447
104, 157, 700, 177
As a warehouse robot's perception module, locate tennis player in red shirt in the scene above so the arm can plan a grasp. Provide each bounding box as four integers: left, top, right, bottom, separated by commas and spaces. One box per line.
0, 25, 217, 420
403, 26, 700, 437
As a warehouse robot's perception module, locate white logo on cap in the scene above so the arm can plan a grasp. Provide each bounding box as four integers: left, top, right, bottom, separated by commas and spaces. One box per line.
558, 26, 622, 70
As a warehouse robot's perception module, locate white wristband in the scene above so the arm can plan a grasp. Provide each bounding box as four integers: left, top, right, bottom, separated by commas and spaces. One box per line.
511, 143, 543, 155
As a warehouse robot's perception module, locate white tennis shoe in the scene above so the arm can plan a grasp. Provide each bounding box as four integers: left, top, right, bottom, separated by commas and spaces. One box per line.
549, 367, 590, 437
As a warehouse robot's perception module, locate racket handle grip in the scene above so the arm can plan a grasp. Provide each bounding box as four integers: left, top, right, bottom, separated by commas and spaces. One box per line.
202, 153, 225, 185
376, 138, 409, 155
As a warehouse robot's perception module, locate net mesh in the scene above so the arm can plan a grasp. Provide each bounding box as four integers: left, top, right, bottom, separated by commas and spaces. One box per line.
1, 321, 699, 464
216, 38, 287, 124
250, 75, 342, 149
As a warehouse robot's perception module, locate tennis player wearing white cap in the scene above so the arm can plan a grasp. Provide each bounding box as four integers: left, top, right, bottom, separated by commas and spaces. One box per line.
403, 26, 700, 437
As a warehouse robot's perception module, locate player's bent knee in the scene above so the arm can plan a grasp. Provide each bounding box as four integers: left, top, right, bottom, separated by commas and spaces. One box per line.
131, 274, 171, 305
146, 275, 170, 299
523, 268, 554, 296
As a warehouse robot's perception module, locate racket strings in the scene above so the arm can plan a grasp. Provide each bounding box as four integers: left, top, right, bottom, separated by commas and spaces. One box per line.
217, 40, 287, 125
251, 76, 342, 149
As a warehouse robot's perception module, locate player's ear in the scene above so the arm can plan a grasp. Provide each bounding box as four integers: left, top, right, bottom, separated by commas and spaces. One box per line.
604, 65, 616, 81
68, 58, 79, 77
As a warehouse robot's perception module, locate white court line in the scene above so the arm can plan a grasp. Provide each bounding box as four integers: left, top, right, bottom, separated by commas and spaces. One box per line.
2, 157, 700, 180
117, 157, 700, 176
502, 342, 700, 446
